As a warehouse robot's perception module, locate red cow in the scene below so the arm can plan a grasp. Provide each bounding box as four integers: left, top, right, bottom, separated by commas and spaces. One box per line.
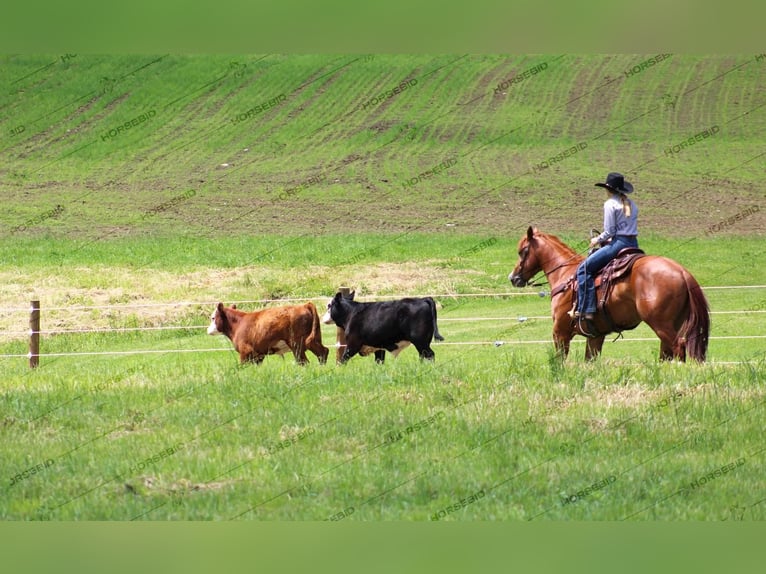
208, 302, 329, 365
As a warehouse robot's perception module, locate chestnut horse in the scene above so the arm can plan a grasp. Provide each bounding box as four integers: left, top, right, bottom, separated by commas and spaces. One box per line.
508, 226, 710, 361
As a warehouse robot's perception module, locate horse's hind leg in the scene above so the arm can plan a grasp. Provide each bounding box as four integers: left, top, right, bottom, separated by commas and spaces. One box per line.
649, 322, 682, 362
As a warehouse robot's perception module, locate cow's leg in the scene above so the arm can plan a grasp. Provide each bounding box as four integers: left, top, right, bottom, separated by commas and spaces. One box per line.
585, 335, 605, 361
374, 350, 386, 364
288, 340, 309, 366
340, 337, 362, 364
239, 345, 260, 364
318, 346, 330, 364
340, 346, 360, 364
307, 338, 329, 364
296, 352, 309, 366
295, 346, 310, 366
243, 352, 265, 365
413, 341, 435, 361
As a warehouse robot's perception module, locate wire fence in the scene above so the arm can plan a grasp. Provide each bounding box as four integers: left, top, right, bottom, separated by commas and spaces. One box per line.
1, 285, 764, 362
2, 308, 766, 336
1, 284, 764, 313
2, 335, 766, 356
0, 291, 543, 313
2, 336, 766, 360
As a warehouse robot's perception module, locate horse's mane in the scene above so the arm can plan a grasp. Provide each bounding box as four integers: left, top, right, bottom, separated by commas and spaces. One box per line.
534, 231, 581, 261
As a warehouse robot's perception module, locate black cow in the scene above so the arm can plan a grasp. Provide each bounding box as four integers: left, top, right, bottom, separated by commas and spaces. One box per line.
322, 291, 444, 363
334, 291, 387, 363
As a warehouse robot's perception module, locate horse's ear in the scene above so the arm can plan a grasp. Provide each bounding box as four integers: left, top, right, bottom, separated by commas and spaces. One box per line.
527, 226, 535, 241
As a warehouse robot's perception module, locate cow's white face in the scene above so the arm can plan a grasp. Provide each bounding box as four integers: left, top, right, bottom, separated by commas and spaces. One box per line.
207, 310, 221, 335
321, 300, 335, 325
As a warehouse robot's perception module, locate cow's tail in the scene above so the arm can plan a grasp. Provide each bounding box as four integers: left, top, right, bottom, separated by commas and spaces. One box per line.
427, 297, 445, 341
679, 271, 710, 362
306, 302, 323, 346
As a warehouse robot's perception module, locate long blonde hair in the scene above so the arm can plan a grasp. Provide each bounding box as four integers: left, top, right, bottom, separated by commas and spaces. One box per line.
607, 190, 632, 217
619, 193, 632, 217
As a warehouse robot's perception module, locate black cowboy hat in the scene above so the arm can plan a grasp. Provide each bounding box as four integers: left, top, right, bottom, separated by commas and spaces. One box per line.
595, 172, 634, 194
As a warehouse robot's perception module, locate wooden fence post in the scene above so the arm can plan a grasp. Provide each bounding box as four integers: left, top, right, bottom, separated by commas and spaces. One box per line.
335, 287, 350, 363
29, 300, 40, 369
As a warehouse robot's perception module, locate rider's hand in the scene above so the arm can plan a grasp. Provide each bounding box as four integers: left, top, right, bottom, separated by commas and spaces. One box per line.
589, 237, 600, 248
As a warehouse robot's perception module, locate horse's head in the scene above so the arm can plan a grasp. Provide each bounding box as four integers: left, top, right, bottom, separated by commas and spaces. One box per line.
508, 226, 543, 287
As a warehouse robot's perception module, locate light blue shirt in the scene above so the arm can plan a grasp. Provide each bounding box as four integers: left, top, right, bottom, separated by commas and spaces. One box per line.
597, 194, 638, 243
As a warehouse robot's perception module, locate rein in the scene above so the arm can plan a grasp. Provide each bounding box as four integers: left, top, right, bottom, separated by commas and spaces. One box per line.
522, 244, 590, 289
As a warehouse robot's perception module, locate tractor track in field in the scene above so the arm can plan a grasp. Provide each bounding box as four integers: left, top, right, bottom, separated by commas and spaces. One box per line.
1, 55, 764, 239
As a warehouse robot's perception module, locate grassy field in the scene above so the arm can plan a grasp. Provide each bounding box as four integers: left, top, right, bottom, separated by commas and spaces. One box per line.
1, 55, 764, 520
2, 54, 764, 237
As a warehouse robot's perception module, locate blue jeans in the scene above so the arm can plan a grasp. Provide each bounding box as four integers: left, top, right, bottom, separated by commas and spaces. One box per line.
576, 236, 639, 315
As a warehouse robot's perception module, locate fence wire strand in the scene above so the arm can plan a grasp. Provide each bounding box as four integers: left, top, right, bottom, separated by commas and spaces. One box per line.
0, 284, 763, 313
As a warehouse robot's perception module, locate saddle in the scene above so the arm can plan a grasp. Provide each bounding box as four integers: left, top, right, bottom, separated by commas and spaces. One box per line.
552, 248, 646, 332
592, 248, 645, 295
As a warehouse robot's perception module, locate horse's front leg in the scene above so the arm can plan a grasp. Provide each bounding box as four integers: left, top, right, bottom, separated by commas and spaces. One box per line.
585, 335, 605, 361
552, 319, 574, 360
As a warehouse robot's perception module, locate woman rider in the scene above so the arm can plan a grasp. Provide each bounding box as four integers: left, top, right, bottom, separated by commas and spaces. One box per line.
573, 172, 639, 320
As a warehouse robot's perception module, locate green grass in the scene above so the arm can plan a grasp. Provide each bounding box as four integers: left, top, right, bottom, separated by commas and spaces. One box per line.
2, 339, 764, 520
1, 236, 764, 520
2, 54, 764, 238
1, 54, 764, 520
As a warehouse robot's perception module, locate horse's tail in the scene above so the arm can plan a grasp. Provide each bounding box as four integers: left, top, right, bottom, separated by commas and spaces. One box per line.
680, 272, 710, 362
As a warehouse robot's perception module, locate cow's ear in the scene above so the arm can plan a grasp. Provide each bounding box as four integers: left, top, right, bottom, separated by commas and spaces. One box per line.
349, 290, 355, 299
217, 302, 224, 312
527, 226, 535, 241
231, 303, 237, 309
334, 292, 343, 302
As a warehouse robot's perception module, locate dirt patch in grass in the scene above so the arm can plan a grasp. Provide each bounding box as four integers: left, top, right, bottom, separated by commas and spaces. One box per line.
587, 382, 712, 413
0, 261, 481, 341
341, 261, 477, 297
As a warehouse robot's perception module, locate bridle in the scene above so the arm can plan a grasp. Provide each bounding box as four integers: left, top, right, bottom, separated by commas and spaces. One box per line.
516, 244, 543, 287
516, 238, 590, 289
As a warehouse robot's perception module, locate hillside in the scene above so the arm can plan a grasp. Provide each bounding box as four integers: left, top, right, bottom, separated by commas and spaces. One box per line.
1, 54, 764, 240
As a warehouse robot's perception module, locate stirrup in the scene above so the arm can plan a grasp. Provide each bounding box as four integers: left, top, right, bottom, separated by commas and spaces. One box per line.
569, 310, 595, 321
576, 315, 599, 338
